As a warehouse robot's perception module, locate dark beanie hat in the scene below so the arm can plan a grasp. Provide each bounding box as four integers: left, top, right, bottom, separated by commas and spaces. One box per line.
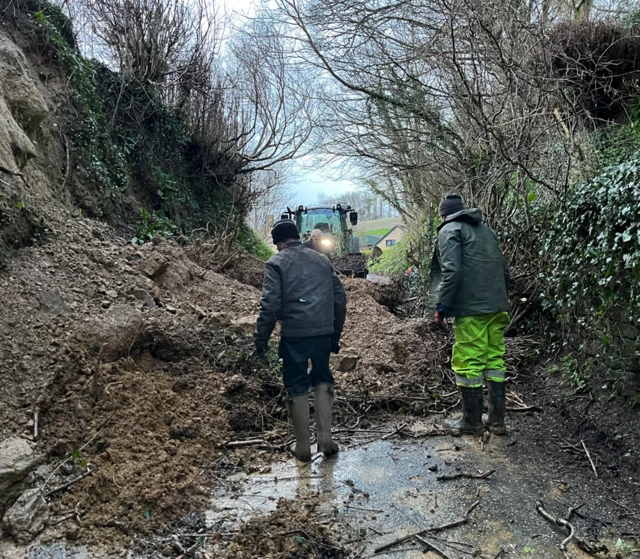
439, 193, 464, 217
271, 219, 300, 244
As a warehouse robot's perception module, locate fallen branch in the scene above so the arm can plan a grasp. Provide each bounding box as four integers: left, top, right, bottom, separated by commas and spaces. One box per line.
382, 423, 408, 440
581, 440, 598, 478
33, 410, 39, 441
45, 469, 93, 497
505, 405, 542, 412
224, 439, 268, 448
374, 501, 480, 554
437, 469, 495, 482
415, 535, 455, 559
536, 501, 607, 557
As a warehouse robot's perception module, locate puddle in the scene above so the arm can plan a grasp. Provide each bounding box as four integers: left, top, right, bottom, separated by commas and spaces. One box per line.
206, 437, 625, 558
2, 437, 633, 558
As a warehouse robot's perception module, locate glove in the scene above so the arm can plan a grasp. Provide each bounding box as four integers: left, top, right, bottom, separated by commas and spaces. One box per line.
434, 303, 453, 330
255, 340, 268, 360
331, 336, 340, 355
434, 309, 445, 329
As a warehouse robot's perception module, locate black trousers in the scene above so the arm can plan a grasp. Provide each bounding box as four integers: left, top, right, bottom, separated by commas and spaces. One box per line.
279, 335, 334, 396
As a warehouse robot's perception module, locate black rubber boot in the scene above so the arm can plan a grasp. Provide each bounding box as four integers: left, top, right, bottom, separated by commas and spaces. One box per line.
285, 394, 312, 463
487, 381, 507, 435
445, 387, 484, 436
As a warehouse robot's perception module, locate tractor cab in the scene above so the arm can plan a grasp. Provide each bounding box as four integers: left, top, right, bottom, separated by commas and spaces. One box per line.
280, 204, 366, 277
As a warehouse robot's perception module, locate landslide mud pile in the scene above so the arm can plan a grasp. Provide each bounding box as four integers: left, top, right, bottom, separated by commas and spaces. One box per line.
0, 219, 271, 542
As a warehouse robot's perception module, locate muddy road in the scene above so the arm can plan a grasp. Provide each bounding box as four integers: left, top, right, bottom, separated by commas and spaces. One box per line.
0, 228, 638, 558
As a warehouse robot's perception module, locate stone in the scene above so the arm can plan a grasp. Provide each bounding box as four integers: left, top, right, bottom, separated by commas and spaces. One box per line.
331, 350, 359, 372
36, 291, 70, 315
2, 488, 50, 543
132, 288, 156, 308
0, 33, 48, 173
224, 374, 247, 395
0, 35, 48, 133
0, 437, 37, 509
139, 253, 169, 280
73, 305, 143, 362
616, 323, 640, 340
392, 340, 408, 365
230, 315, 258, 335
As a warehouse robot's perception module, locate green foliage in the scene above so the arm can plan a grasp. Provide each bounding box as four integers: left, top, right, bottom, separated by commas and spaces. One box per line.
538, 158, 640, 365
361, 228, 391, 236
590, 114, 640, 172
19, 0, 238, 232
235, 223, 273, 261
30, 4, 129, 206
132, 208, 176, 245
369, 239, 411, 274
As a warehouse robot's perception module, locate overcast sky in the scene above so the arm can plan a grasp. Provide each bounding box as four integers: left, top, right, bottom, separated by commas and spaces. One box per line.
224, 0, 359, 205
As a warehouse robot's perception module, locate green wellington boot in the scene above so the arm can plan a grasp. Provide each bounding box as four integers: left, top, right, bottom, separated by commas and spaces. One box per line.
487, 381, 507, 435
285, 393, 312, 463
314, 383, 339, 456
445, 387, 484, 436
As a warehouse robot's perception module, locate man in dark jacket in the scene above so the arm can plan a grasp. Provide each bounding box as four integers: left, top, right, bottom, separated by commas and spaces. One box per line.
255, 219, 347, 462
430, 194, 511, 435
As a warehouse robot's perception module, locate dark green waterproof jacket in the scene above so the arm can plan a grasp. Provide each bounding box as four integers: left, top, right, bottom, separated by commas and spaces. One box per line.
428, 209, 510, 318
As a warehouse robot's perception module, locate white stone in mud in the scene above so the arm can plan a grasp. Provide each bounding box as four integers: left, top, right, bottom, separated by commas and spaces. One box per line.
2, 488, 49, 543
0, 438, 38, 509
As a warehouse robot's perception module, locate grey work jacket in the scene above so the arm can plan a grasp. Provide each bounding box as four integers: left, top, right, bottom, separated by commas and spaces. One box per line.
255, 241, 347, 342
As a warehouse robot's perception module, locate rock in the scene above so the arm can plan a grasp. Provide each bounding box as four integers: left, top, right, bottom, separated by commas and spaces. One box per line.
36, 291, 70, 315
105, 289, 117, 299
139, 253, 169, 280
224, 374, 247, 395
332, 350, 359, 372
132, 288, 156, 308
230, 315, 258, 334
65, 523, 80, 540
74, 305, 143, 362
0, 437, 38, 509
0, 33, 48, 172
2, 488, 49, 543
0, 35, 48, 133
165, 305, 177, 314
392, 340, 407, 364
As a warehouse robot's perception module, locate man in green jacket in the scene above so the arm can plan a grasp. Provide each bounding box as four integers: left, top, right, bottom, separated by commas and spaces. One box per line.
430, 194, 511, 435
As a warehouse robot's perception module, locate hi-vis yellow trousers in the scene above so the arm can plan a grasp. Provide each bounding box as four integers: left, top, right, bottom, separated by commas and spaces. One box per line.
452, 312, 510, 388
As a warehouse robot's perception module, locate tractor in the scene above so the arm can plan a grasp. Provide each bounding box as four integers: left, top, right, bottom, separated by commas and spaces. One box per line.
280, 204, 368, 277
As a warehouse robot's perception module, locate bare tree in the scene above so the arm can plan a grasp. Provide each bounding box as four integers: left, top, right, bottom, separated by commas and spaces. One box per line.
79, 0, 222, 95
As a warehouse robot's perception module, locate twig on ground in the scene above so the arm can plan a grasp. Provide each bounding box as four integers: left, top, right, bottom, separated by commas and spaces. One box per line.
437, 469, 495, 482
374, 501, 480, 554
415, 535, 455, 559
45, 469, 93, 497
505, 405, 542, 412
344, 504, 385, 513
536, 501, 607, 557
33, 410, 39, 440
581, 440, 598, 478
382, 423, 407, 440
224, 439, 268, 448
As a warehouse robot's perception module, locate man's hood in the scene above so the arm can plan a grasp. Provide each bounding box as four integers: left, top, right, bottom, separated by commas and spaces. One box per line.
438, 208, 483, 230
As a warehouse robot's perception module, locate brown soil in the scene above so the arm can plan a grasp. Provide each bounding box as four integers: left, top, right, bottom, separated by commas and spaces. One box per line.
213, 499, 347, 559
0, 218, 272, 544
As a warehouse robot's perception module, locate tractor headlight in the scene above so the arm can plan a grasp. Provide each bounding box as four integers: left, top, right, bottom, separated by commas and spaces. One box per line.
321, 238, 332, 247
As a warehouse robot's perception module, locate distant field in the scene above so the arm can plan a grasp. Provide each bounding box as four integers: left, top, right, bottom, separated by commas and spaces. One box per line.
354, 217, 401, 234
363, 228, 392, 236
